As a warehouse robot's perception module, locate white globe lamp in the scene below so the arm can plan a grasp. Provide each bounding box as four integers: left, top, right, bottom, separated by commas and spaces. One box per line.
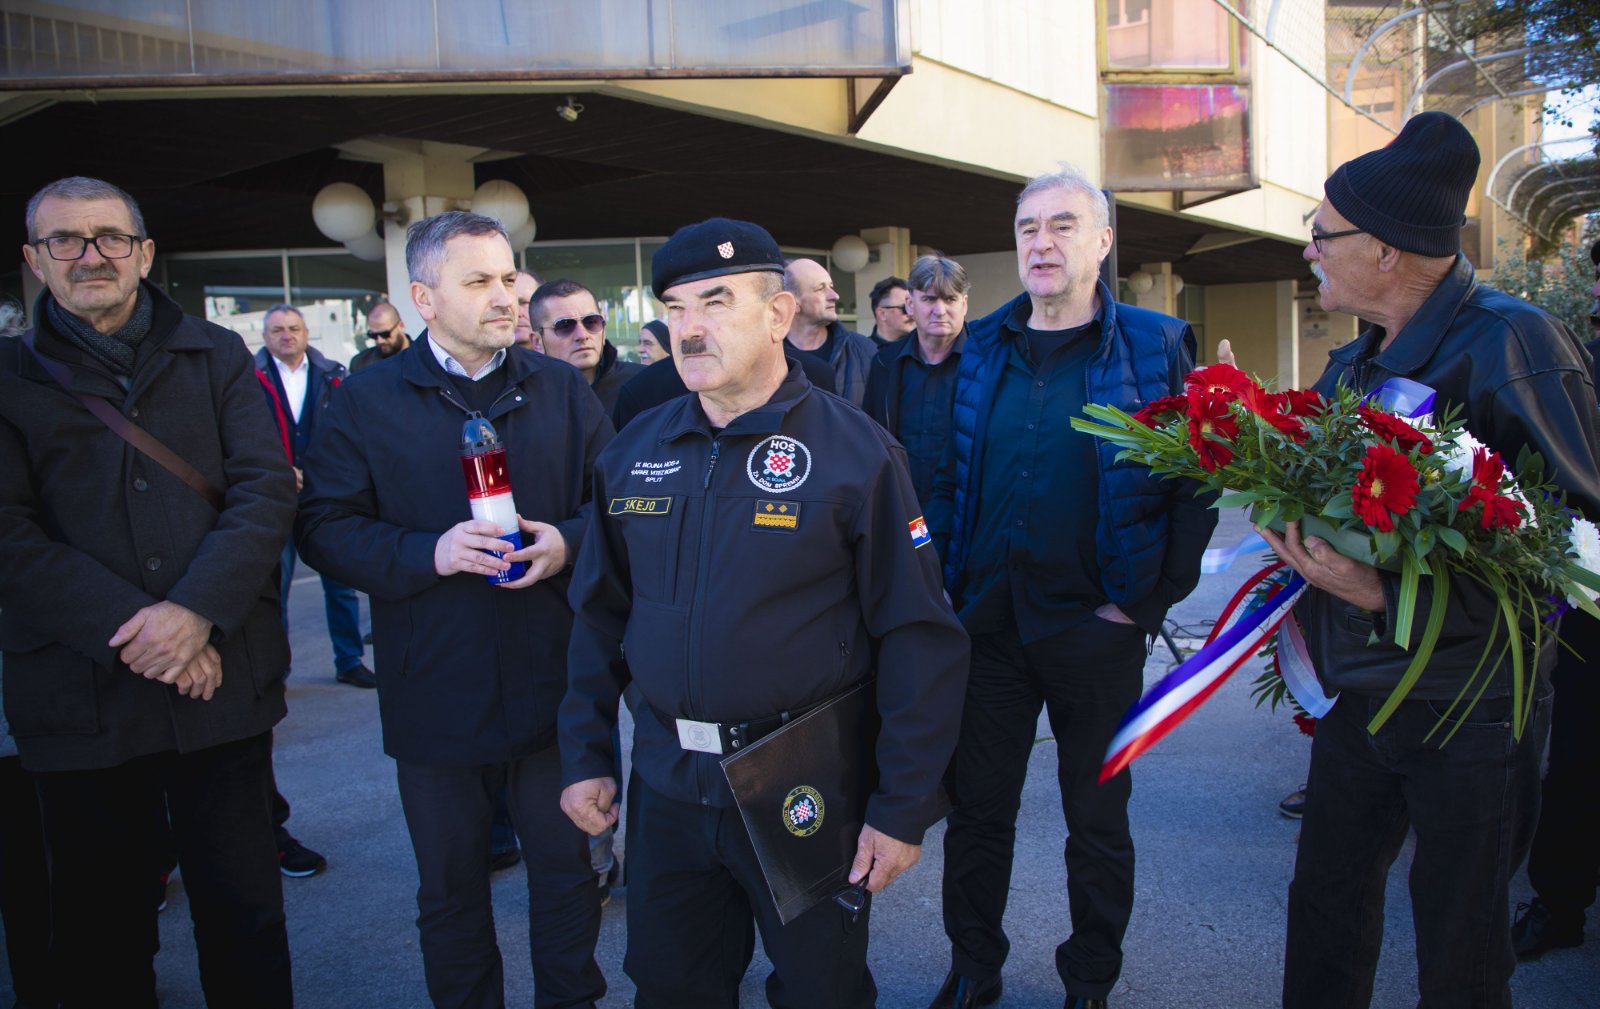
830, 234, 870, 273
344, 230, 386, 262
471, 180, 530, 235
507, 216, 537, 250
1126, 270, 1154, 295
311, 183, 376, 244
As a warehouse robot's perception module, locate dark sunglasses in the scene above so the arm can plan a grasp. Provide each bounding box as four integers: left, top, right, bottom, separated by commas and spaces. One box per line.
366, 325, 397, 341
543, 314, 606, 337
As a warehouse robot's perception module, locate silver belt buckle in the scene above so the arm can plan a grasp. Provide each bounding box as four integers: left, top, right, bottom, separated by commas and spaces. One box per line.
675, 718, 723, 755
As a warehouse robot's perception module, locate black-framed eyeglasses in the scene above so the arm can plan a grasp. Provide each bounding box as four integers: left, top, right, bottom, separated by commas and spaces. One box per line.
366, 325, 397, 341
34, 234, 143, 261
1310, 227, 1364, 254
543, 314, 606, 337
879, 302, 909, 315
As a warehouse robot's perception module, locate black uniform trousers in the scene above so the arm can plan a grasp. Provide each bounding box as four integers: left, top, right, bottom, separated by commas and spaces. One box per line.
0, 755, 54, 1009
941, 617, 1146, 1000
1527, 610, 1600, 921
1284, 688, 1550, 1009
394, 742, 604, 1009
623, 775, 876, 1009
30, 730, 291, 1009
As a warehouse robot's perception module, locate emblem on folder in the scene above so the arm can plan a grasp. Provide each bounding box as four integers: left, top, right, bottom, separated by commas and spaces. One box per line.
781, 785, 825, 837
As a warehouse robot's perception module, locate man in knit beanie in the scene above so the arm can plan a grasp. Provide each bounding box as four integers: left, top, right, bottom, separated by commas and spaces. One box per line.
1258, 112, 1600, 1008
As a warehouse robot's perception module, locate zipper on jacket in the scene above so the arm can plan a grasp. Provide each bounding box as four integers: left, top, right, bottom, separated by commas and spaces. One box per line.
687, 438, 721, 803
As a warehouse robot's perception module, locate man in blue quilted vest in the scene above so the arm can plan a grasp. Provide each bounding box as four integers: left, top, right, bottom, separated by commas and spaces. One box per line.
924, 164, 1217, 1009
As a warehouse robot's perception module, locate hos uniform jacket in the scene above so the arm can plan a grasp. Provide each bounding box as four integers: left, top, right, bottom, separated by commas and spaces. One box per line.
559, 362, 970, 844
0, 284, 297, 772
295, 337, 612, 767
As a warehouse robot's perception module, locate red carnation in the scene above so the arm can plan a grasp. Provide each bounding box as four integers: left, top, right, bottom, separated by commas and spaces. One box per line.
1350, 444, 1420, 532
1457, 448, 1524, 529
1292, 712, 1318, 738
1358, 404, 1433, 454
1240, 386, 1307, 443
1283, 388, 1327, 417
1132, 395, 1188, 428
1186, 363, 1257, 400
1186, 388, 1239, 470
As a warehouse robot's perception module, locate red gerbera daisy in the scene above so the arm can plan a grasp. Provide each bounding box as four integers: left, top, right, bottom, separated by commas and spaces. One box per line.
1186, 388, 1239, 470
1358, 404, 1433, 454
1240, 386, 1307, 443
1131, 394, 1188, 428
1282, 388, 1327, 417
1185, 363, 1256, 400
1350, 444, 1420, 531
1292, 712, 1318, 738
1467, 445, 1506, 489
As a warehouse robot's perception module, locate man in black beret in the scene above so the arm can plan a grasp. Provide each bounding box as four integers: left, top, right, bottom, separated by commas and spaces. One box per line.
1258, 112, 1600, 1007
558, 217, 969, 1008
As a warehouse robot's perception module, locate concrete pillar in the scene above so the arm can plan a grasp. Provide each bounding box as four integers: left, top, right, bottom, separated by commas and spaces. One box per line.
1203, 279, 1300, 390
1131, 261, 1179, 316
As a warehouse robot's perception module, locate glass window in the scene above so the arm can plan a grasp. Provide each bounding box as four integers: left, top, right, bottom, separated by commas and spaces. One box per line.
1104, 0, 1232, 71
1103, 84, 1254, 191
288, 253, 390, 368
160, 255, 286, 351
525, 241, 650, 363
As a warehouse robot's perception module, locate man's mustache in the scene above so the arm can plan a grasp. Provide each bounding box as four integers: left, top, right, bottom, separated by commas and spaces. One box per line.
678, 337, 708, 356
69, 264, 119, 282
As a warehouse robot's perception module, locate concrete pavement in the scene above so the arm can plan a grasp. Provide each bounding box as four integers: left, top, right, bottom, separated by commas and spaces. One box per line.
4, 508, 1597, 1007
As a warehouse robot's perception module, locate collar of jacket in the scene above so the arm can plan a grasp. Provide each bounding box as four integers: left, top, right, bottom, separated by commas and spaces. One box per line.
593, 339, 619, 385
903, 325, 968, 364
655, 358, 813, 442
254, 343, 344, 380
996, 278, 1116, 356
399, 333, 542, 391
1328, 254, 1475, 378
26, 280, 204, 395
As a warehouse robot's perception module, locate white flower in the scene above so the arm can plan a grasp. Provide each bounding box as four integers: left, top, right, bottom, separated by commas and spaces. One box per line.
1439, 429, 1489, 479
1566, 517, 1600, 607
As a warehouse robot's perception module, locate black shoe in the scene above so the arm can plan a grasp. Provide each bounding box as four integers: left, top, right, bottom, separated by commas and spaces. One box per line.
1278, 785, 1307, 819
1512, 898, 1584, 960
336, 663, 377, 688
1065, 998, 1107, 1009
489, 846, 522, 873
278, 836, 328, 878
927, 971, 1002, 1009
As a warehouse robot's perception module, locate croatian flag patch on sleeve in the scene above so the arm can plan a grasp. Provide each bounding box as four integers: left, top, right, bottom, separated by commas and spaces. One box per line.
909, 516, 931, 549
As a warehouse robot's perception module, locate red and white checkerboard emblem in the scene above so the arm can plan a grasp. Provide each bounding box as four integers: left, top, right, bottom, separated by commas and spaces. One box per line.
746, 436, 811, 493
782, 786, 825, 837
717, 241, 735, 259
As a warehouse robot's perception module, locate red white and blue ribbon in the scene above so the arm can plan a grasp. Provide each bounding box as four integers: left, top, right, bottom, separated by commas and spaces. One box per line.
1100, 563, 1306, 783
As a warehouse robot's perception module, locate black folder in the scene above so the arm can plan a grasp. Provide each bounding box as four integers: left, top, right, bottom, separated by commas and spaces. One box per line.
720, 680, 880, 925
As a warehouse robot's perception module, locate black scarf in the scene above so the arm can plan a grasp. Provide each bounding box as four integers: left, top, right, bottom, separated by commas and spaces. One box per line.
44, 285, 154, 377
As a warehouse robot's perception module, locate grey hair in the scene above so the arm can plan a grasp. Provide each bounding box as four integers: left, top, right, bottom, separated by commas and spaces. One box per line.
263, 303, 305, 324
406, 211, 509, 287
25, 176, 147, 242
1017, 163, 1110, 231
907, 253, 970, 298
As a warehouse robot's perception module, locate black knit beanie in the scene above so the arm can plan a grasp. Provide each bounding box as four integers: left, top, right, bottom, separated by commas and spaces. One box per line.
1324, 111, 1479, 258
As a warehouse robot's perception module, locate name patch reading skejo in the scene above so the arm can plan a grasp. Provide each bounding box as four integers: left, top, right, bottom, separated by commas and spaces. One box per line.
609, 496, 673, 516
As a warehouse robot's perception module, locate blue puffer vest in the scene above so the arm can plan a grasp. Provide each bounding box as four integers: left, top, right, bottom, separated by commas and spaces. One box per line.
941, 282, 1197, 606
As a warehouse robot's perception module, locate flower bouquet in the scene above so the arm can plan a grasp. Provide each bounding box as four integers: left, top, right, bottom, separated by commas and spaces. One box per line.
1072, 364, 1600, 741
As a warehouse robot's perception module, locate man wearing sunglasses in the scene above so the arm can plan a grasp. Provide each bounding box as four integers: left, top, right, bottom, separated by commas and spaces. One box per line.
530, 279, 643, 416
349, 302, 410, 373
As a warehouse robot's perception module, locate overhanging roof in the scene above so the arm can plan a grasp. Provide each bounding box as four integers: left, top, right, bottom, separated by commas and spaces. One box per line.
0, 91, 1313, 287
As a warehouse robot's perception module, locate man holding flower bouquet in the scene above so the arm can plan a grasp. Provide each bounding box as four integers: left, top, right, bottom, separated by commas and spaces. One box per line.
1258, 113, 1600, 1008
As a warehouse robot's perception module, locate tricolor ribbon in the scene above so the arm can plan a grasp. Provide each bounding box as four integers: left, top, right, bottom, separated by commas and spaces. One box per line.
1100, 563, 1306, 782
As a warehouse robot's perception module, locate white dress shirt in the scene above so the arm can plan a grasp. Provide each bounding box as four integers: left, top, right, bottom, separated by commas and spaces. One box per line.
272, 353, 311, 424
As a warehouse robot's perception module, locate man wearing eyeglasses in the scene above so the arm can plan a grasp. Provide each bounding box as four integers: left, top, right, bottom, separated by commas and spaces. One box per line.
350, 301, 411, 373
531, 278, 643, 415
2, 175, 296, 1007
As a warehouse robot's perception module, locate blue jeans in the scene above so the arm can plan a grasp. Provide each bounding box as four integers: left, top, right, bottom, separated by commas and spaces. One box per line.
278, 540, 364, 673
1283, 685, 1551, 1009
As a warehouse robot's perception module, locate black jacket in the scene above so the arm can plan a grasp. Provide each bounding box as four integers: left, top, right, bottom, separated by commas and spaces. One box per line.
1303, 256, 1600, 699
560, 362, 970, 844
589, 341, 645, 417
295, 338, 613, 766
0, 283, 296, 771
788, 321, 876, 407
254, 344, 345, 468
611, 351, 838, 431
863, 329, 966, 503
